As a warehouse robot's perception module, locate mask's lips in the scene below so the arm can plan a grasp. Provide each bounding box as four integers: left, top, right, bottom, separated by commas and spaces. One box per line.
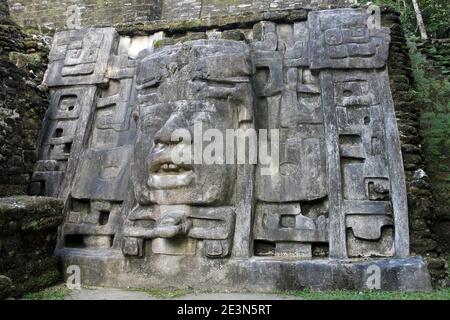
150, 160, 193, 175
148, 151, 194, 189
150, 151, 192, 174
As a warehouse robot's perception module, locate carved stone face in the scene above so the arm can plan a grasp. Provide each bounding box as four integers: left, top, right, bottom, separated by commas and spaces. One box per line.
133, 40, 253, 206
137, 99, 235, 205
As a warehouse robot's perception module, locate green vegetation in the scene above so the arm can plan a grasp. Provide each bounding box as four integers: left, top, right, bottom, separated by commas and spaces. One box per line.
282, 288, 450, 300
407, 38, 450, 212
22, 285, 70, 300
21, 288, 450, 300
408, 40, 450, 108
361, 0, 450, 38
28, 270, 61, 289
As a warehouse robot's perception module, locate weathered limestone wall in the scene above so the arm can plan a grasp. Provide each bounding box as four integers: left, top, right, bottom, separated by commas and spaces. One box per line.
31, 4, 435, 291
105, 8, 446, 276
0, 196, 63, 298
7, 0, 162, 30
6, 0, 354, 30
161, 0, 352, 21
0, 0, 50, 196
0, 0, 445, 290
0, 0, 62, 299
383, 12, 436, 254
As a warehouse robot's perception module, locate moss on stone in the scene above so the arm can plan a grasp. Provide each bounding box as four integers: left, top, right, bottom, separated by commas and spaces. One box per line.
115, 9, 307, 37
156, 32, 207, 48
153, 39, 163, 49
222, 30, 246, 41
0, 196, 64, 218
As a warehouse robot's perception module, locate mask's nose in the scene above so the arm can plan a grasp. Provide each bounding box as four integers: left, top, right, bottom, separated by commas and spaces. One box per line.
154, 112, 188, 146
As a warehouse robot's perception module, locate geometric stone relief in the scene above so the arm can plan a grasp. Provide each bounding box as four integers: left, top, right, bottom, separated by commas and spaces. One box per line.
44, 28, 118, 86
49, 29, 138, 252
321, 67, 408, 258
34, 7, 418, 290
90, 36, 138, 149
71, 145, 133, 201
30, 86, 96, 197
309, 9, 390, 69
122, 205, 235, 258
251, 20, 329, 257
61, 199, 122, 249
253, 20, 327, 205
253, 203, 328, 258
71, 39, 137, 202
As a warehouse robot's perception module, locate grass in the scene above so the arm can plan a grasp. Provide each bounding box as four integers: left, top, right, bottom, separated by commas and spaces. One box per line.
281, 288, 450, 300
20, 287, 450, 300
21, 285, 450, 300
22, 284, 70, 300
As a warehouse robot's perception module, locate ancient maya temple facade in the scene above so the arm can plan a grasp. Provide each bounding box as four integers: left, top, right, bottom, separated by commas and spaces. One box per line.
30, 6, 432, 291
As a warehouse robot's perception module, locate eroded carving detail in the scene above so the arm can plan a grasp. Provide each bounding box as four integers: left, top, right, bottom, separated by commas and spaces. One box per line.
33, 7, 413, 290
253, 21, 327, 206
30, 87, 96, 197
45, 28, 118, 86
309, 9, 390, 69
122, 40, 252, 258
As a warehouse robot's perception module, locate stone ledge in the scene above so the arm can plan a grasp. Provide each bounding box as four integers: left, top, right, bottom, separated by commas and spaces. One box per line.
57, 251, 432, 292
114, 9, 308, 36
0, 196, 63, 232
113, 5, 399, 37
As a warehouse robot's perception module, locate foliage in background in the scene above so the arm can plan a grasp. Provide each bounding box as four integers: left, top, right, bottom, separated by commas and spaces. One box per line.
408, 40, 450, 107
361, 1, 450, 255
362, 0, 450, 38
409, 39, 450, 224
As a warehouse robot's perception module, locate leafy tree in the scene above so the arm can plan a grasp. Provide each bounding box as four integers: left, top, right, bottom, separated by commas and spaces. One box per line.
361, 0, 450, 39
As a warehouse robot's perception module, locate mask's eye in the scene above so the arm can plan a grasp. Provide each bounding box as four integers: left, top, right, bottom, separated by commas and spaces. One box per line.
181, 111, 214, 127
141, 107, 169, 129
137, 79, 160, 95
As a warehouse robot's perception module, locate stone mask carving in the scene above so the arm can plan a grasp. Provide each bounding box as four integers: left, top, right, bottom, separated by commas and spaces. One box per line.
32, 8, 430, 291
133, 41, 253, 206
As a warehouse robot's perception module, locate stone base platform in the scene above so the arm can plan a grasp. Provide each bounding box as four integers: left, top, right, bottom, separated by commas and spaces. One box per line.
56, 249, 432, 292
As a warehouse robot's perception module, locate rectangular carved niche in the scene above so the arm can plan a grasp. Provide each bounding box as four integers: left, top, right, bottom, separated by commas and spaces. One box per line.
253, 202, 328, 258
62, 198, 122, 249
30, 87, 96, 197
